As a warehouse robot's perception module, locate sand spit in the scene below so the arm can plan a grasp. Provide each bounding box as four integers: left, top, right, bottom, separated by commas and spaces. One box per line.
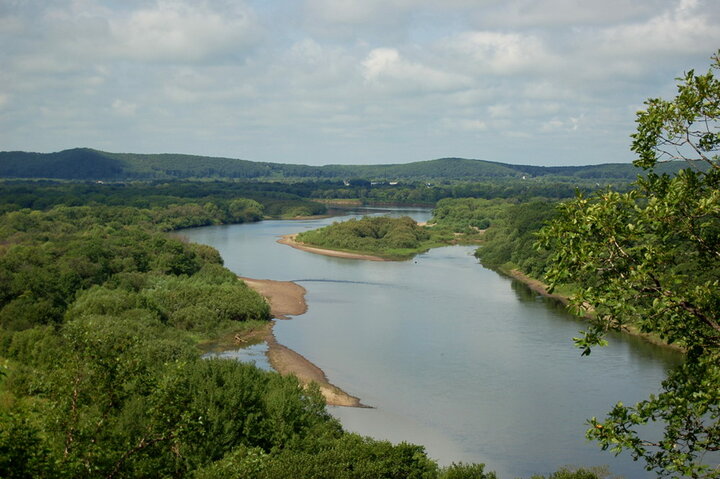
239, 276, 368, 407
278, 234, 387, 262
239, 277, 308, 319
266, 334, 367, 408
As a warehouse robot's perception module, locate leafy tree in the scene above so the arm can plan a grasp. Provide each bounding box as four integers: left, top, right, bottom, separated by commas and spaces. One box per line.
439, 462, 497, 479
295, 216, 434, 258
0, 408, 57, 479
538, 54, 720, 477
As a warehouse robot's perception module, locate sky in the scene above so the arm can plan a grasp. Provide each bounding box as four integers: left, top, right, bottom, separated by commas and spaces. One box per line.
1, 0, 719, 167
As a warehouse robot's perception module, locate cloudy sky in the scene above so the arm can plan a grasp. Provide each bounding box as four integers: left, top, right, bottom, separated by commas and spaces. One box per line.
1, 0, 719, 166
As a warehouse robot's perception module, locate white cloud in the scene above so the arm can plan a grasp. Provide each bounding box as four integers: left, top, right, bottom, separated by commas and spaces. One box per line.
109, 1, 260, 63
443, 31, 559, 75
304, 0, 481, 25
440, 118, 488, 132
1, 0, 718, 166
111, 99, 137, 116
474, 0, 670, 28
488, 104, 511, 119
362, 47, 471, 92
597, 0, 720, 56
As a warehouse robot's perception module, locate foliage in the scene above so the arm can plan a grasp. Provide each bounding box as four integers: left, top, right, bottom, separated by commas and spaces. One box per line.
0, 196, 499, 478
438, 462, 497, 479
430, 198, 510, 232
538, 54, 720, 477
473, 201, 557, 278
296, 215, 436, 258
0, 148, 699, 182
0, 180, 326, 220
0, 407, 56, 479
529, 466, 609, 479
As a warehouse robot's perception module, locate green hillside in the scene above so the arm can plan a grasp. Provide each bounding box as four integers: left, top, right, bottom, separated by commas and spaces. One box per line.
0, 147, 701, 181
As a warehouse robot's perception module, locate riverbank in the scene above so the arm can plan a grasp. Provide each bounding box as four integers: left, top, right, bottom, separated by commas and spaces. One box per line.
506, 269, 571, 306
239, 277, 308, 319
278, 234, 388, 261
267, 333, 366, 407
238, 276, 367, 407
505, 268, 684, 353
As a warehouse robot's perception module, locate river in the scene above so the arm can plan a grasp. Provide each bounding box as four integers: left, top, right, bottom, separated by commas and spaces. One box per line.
180, 207, 682, 479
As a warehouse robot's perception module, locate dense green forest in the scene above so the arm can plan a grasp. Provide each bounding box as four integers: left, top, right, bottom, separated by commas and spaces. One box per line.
0, 200, 467, 478
0, 147, 702, 182
0, 185, 608, 478
0, 181, 326, 219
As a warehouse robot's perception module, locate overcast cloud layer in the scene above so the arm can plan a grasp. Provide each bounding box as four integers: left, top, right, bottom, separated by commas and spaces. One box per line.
1, 0, 719, 166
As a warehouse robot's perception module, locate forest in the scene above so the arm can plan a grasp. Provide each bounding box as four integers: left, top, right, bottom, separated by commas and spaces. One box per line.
0, 182, 607, 478
0, 147, 703, 182
0, 195, 508, 478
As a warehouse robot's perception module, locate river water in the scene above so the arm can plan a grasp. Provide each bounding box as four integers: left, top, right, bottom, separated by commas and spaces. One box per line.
180, 207, 682, 479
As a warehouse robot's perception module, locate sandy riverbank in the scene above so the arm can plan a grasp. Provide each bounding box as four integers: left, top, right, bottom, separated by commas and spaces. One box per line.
266, 334, 365, 407
278, 234, 388, 262
239, 277, 308, 319
239, 276, 367, 407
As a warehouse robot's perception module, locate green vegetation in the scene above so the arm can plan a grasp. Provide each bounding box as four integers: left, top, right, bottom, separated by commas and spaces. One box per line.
0, 181, 326, 219
537, 55, 720, 477
0, 183, 605, 479
296, 216, 439, 259
430, 198, 513, 233
1, 54, 717, 479
472, 201, 557, 279
0, 147, 702, 183
0, 202, 452, 478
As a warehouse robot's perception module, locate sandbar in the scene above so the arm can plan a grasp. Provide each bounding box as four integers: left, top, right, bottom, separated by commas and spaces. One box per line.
239, 275, 368, 407
278, 234, 387, 262
266, 333, 366, 407
239, 277, 307, 319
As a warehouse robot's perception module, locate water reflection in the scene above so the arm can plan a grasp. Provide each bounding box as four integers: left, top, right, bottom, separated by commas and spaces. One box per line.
181, 209, 683, 479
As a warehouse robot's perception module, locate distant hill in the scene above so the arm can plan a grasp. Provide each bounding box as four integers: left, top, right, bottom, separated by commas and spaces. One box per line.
0, 148, 702, 181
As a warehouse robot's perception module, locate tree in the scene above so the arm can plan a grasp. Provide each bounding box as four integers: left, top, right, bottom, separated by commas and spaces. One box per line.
538, 53, 720, 478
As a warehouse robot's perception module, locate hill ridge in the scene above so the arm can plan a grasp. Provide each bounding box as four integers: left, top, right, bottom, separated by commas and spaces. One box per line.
0, 147, 696, 181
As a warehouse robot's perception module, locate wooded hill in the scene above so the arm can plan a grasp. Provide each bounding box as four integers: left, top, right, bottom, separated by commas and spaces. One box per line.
0, 147, 700, 181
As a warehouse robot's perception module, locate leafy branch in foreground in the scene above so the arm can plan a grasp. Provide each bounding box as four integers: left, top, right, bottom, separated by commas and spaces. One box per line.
538, 53, 720, 477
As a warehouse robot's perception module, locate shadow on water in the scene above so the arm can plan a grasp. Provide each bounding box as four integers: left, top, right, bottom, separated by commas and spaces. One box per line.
508, 278, 683, 366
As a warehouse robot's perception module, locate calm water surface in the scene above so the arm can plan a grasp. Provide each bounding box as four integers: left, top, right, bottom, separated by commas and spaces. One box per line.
181, 207, 682, 479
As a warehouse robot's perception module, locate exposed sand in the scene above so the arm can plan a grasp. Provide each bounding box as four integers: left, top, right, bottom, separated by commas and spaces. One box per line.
239, 277, 308, 319
239, 276, 368, 407
266, 334, 366, 407
278, 234, 388, 262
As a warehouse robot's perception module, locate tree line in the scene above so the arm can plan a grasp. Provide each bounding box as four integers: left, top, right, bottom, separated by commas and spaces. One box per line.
0, 193, 604, 478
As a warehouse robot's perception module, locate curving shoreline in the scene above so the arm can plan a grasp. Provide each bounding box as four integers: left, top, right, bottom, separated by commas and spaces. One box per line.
277, 234, 388, 261
239, 276, 368, 407
506, 269, 571, 306
239, 277, 308, 319
506, 269, 684, 352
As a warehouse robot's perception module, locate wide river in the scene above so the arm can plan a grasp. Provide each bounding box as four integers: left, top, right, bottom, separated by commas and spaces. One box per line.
181, 207, 682, 479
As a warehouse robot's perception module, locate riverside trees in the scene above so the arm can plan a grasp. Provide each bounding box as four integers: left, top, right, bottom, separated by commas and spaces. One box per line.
538, 54, 720, 477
